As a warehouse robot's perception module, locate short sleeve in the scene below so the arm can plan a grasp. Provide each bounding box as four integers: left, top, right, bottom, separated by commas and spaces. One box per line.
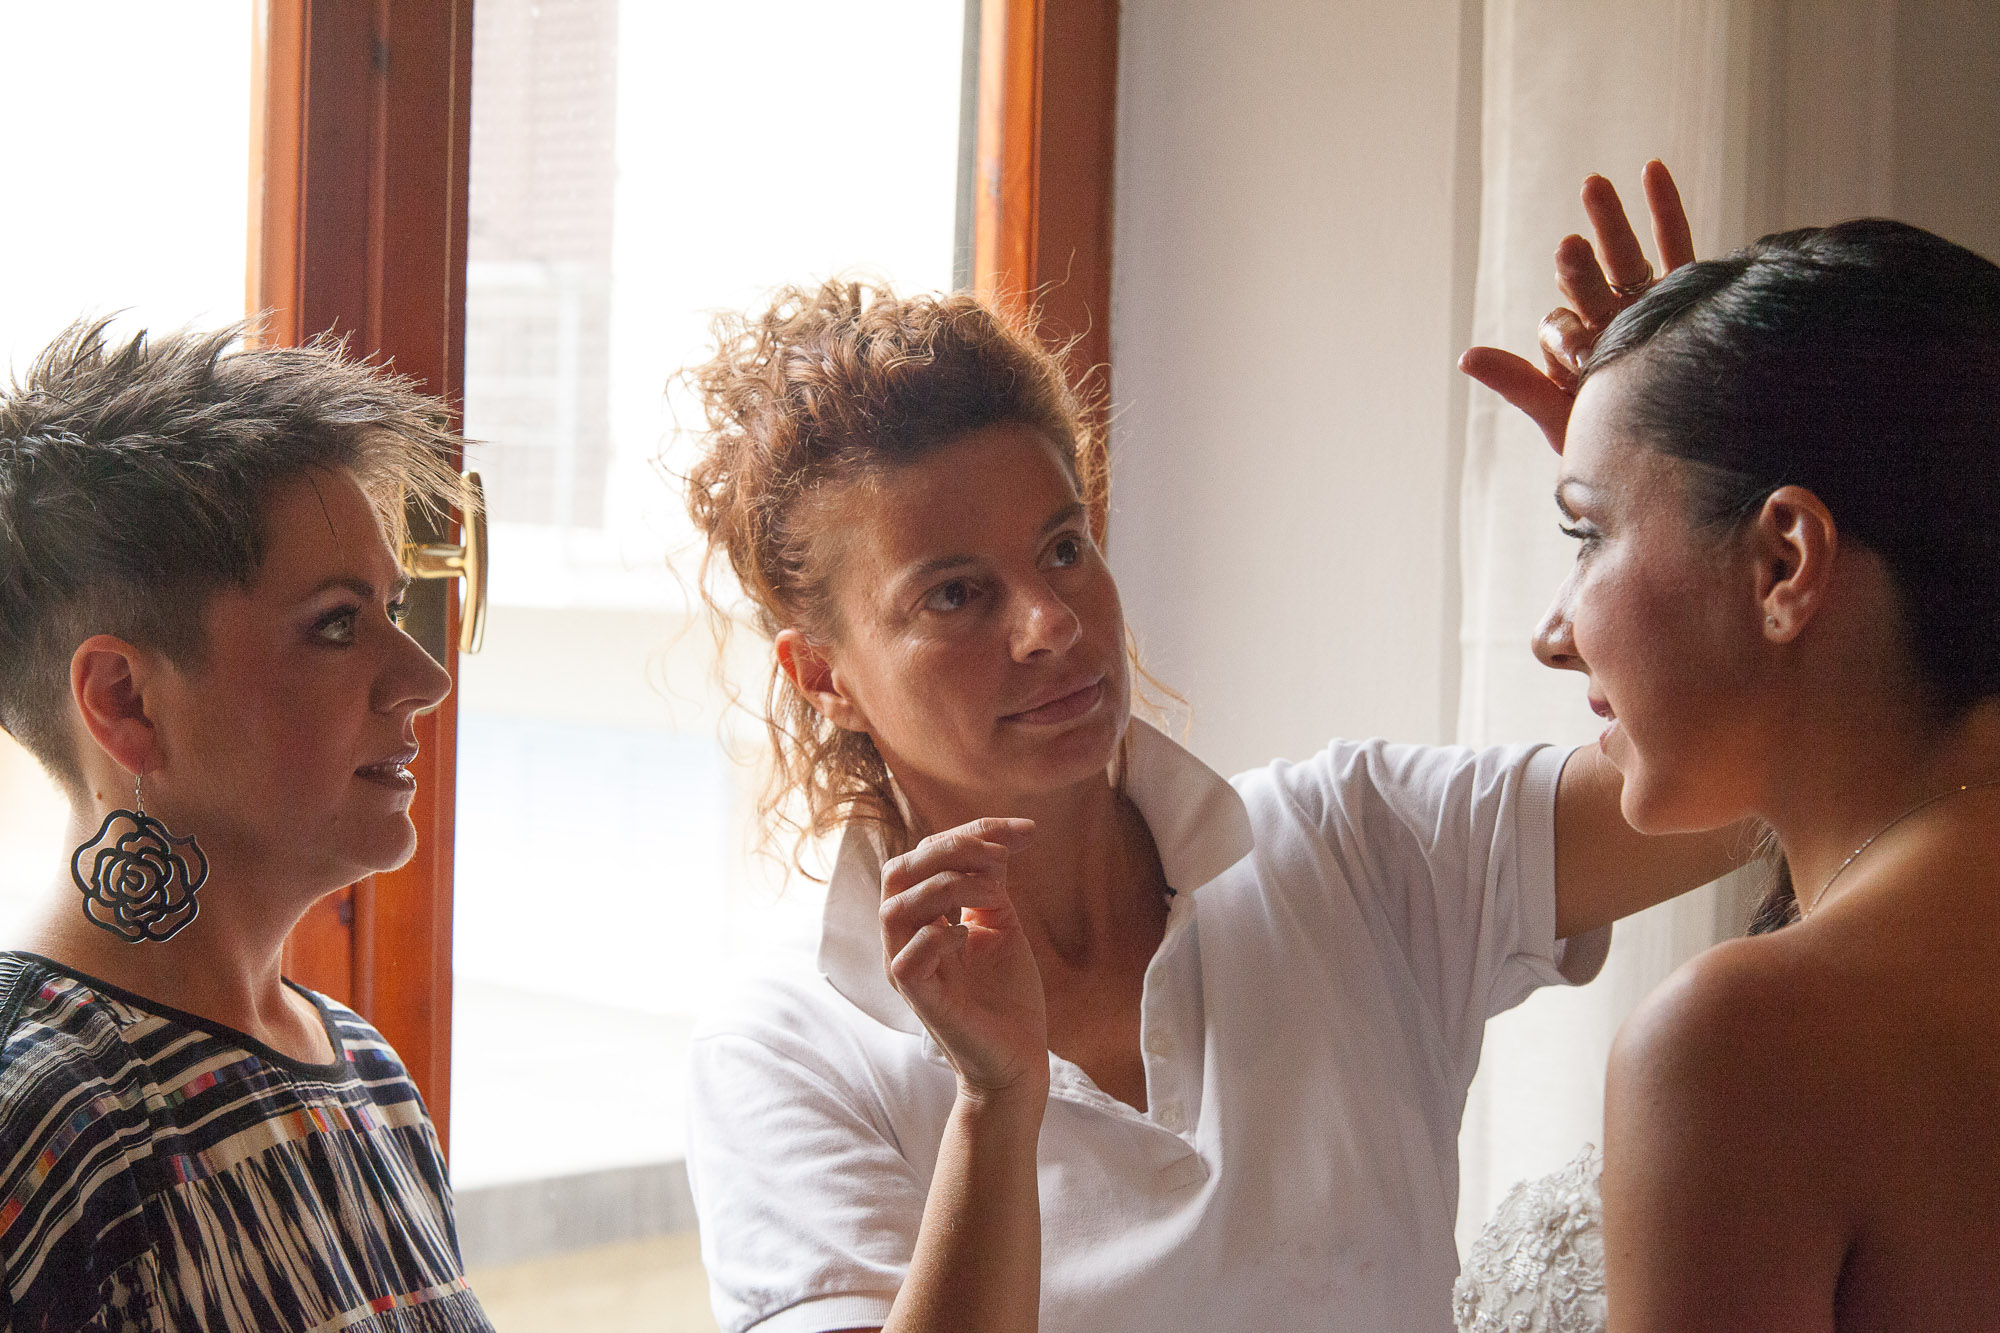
686, 1018, 926, 1333
1265, 739, 1596, 1074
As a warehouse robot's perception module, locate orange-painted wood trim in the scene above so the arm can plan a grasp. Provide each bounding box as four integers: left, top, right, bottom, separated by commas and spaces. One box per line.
973, 0, 1042, 320
256, 0, 473, 1155
353, 0, 474, 1159
972, 0, 1119, 540
1030, 0, 1118, 420
261, 1, 353, 1006
249, 0, 305, 349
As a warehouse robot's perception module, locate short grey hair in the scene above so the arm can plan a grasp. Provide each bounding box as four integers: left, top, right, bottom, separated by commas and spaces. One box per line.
0, 318, 471, 790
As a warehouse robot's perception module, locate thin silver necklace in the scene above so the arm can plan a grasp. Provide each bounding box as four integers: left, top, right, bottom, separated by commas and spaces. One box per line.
1804, 779, 2000, 917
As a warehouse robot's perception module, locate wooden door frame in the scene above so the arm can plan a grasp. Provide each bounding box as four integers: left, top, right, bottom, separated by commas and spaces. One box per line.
254, 0, 474, 1155
250, 0, 1114, 1157
973, 0, 1120, 538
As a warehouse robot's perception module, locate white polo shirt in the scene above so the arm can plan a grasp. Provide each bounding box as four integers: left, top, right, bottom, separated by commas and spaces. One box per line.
685, 722, 1603, 1332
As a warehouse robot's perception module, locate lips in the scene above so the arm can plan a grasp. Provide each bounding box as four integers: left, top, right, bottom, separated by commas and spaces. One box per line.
1002, 677, 1105, 726
355, 749, 419, 790
1585, 695, 1622, 750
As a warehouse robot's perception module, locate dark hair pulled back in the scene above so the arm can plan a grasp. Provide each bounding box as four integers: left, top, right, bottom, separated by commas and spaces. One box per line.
1582, 219, 2000, 926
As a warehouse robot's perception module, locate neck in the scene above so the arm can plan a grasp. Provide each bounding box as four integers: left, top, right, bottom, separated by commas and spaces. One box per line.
26, 811, 328, 1043
1760, 695, 2000, 914
900, 765, 1166, 967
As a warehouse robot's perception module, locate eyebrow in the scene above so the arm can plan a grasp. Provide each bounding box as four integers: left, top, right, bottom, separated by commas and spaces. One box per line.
1040, 501, 1087, 536
301, 573, 412, 603
899, 502, 1089, 584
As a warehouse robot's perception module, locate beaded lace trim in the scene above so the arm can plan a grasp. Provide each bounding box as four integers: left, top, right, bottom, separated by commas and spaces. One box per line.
1453, 1145, 1607, 1333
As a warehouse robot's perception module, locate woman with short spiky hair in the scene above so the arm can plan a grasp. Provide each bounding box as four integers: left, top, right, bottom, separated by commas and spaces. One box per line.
0, 321, 493, 1331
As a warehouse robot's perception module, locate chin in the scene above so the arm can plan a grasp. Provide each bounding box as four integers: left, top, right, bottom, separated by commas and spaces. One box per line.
972, 725, 1117, 805
1025, 702, 1127, 775
347, 816, 423, 879
1618, 766, 1748, 837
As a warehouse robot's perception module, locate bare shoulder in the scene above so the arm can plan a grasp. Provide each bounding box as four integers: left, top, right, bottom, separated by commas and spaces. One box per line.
1604, 856, 2000, 1327
1613, 932, 1801, 1070
1600, 931, 1853, 1319
1608, 929, 1848, 1144
1604, 916, 1934, 1207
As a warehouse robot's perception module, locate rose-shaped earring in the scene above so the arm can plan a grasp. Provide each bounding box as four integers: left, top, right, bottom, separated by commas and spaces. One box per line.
70, 773, 208, 943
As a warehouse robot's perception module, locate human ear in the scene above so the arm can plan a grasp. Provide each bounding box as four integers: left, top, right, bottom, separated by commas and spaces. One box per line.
775, 628, 870, 733
70, 635, 160, 779
1751, 485, 1838, 641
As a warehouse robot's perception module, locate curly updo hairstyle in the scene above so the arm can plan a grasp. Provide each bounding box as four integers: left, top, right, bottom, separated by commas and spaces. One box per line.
683, 280, 1105, 866
1581, 219, 2000, 928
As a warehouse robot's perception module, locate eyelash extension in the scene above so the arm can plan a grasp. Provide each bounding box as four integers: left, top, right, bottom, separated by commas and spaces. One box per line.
313, 600, 406, 641
313, 606, 359, 635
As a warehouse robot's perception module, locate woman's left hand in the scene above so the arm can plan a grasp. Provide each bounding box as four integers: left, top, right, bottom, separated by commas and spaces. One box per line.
1460, 159, 1697, 453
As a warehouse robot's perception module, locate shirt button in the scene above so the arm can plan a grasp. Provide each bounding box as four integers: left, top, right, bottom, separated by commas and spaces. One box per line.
1145, 1030, 1174, 1057
1156, 1102, 1183, 1131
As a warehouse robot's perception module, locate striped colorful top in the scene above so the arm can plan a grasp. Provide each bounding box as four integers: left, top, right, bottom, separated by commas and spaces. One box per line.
0, 952, 491, 1332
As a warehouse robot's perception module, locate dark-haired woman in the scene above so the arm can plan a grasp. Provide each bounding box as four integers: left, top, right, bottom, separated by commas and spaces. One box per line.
1453, 220, 2000, 1332
0, 324, 493, 1330
675, 164, 1765, 1333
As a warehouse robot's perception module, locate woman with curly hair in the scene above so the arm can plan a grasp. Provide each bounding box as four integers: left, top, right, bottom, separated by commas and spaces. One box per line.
676, 166, 1746, 1333
0, 322, 492, 1331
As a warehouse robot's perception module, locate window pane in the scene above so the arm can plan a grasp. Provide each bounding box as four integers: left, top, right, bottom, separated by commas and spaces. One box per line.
0, 1, 256, 935
451, 0, 967, 1207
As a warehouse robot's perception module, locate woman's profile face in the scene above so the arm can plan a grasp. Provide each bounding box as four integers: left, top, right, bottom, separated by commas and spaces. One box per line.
1535, 368, 1772, 834
150, 466, 453, 889
806, 422, 1128, 811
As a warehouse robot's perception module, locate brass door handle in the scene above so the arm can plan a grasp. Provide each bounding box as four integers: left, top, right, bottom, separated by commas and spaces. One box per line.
402, 471, 488, 655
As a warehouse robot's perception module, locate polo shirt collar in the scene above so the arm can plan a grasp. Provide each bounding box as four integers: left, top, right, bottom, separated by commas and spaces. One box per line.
817, 717, 1255, 1035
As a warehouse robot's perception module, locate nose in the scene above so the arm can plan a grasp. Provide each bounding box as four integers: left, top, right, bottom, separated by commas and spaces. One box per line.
378, 621, 454, 716
1533, 576, 1584, 673
1011, 579, 1082, 661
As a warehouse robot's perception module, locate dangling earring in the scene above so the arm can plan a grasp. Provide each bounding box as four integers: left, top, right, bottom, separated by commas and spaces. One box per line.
71, 773, 208, 943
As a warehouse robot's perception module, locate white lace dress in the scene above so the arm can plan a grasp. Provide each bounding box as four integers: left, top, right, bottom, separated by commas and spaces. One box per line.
1453, 1146, 1608, 1333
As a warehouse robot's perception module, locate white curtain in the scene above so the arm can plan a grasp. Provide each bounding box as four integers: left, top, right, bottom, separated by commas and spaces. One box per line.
1452, 0, 1906, 1253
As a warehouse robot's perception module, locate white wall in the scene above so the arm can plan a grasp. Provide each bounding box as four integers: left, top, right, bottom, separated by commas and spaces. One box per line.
1109, 0, 1485, 775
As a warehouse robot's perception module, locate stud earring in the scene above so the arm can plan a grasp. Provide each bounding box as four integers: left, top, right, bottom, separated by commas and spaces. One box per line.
1766, 615, 1780, 629
71, 773, 207, 943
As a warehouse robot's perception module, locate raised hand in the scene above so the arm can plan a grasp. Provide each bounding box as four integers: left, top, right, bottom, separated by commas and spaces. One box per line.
1460, 159, 1697, 452
881, 818, 1049, 1100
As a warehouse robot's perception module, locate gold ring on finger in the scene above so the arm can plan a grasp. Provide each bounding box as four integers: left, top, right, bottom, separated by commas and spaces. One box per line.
1609, 261, 1655, 298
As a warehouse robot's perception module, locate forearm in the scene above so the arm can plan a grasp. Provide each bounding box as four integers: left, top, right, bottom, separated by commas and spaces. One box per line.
884, 1083, 1048, 1333
1555, 746, 1762, 938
